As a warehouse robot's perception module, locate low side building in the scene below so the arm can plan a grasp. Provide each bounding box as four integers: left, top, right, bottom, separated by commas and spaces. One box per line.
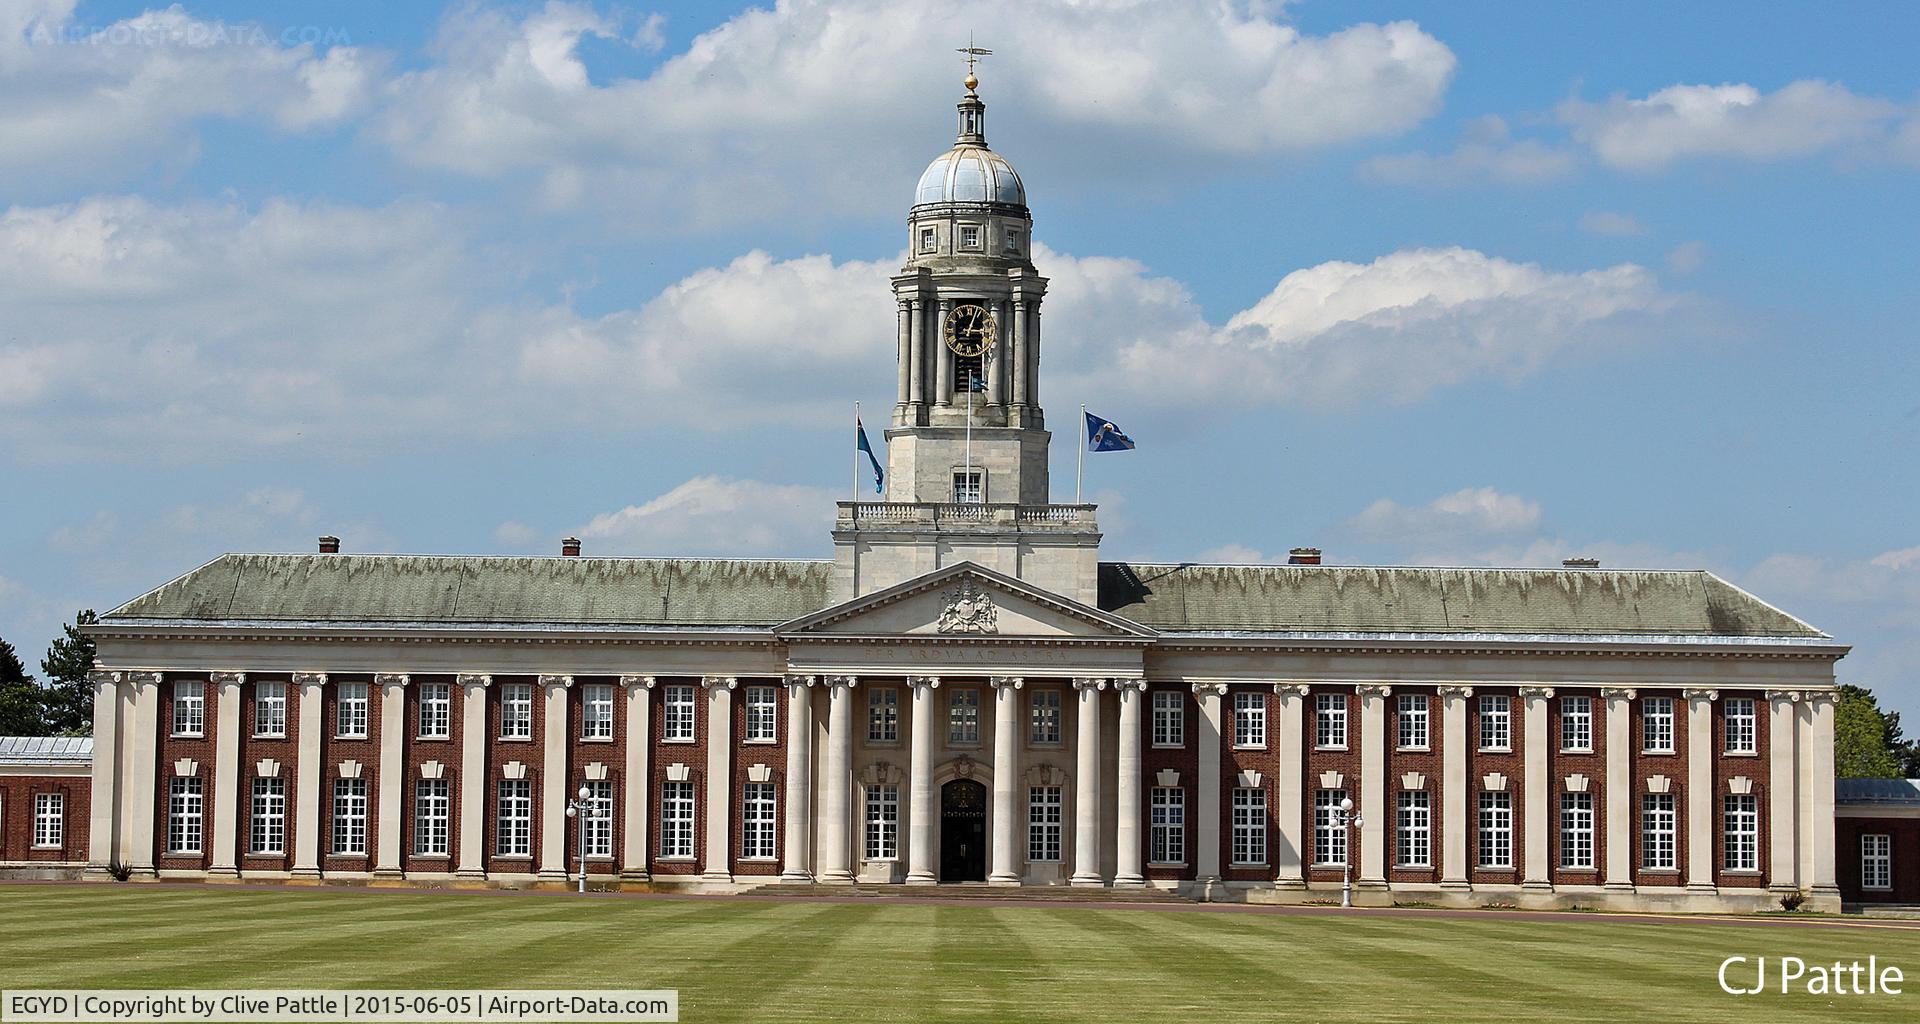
0, 736, 92, 878
1835, 778, 1920, 905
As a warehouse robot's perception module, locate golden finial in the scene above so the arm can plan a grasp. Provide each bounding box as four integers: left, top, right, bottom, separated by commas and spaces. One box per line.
957, 33, 991, 95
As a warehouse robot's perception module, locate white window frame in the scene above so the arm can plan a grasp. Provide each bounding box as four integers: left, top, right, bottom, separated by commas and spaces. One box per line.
918, 226, 936, 253
745, 685, 778, 743
1005, 229, 1023, 254
1315, 693, 1347, 750
959, 223, 981, 250
1395, 790, 1431, 868
331, 777, 367, 856
1150, 690, 1184, 748
948, 688, 980, 745
868, 686, 899, 742
167, 777, 203, 855
1477, 791, 1513, 869
253, 680, 287, 738
1560, 791, 1595, 870
865, 784, 899, 861
1724, 697, 1757, 754
741, 781, 777, 860
497, 778, 533, 857
32, 792, 64, 849
1030, 688, 1062, 745
659, 780, 695, 859
1642, 793, 1677, 870
414, 778, 450, 857
1314, 789, 1348, 866
1642, 696, 1675, 754
1149, 787, 1185, 865
663, 685, 696, 742
1231, 787, 1268, 865
250, 777, 285, 855
419, 681, 451, 740
171, 680, 205, 737
1861, 833, 1893, 890
1478, 694, 1511, 752
501, 682, 534, 740
1560, 696, 1593, 753
951, 470, 982, 504
1396, 694, 1429, 750
582, 779, 613, 859
336, 681, 369, 739
582, 683, 614, 740
1028, 785, 1062, 863
1724, 794, 1758, 871
1232, 691, 1266, 749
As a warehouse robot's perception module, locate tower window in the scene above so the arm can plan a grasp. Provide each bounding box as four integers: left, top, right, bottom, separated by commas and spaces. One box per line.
960, 224, 981, 249
952, 352, 983, 392
919, 226, 936, 253
951, 471, 982, 503
1005, 230, 1022, 254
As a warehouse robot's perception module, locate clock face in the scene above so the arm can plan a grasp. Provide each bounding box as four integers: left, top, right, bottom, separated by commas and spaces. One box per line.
943, 303, 997, 357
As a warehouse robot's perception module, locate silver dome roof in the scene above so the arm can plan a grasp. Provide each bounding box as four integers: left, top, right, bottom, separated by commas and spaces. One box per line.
914, 145, 1025, 206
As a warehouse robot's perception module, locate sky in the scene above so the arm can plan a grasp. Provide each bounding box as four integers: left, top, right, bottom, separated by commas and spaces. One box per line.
0, 1, 1915, 721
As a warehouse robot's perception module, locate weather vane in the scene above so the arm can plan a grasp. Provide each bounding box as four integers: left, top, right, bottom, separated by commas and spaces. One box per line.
957, 33, 991, 93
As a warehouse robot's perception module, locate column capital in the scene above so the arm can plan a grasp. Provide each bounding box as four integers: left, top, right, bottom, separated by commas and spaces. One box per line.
457, 673, 493, 688
1765, 688, 1804, 703
1682, 688, 1719, 703
1355, 683, 1393, 698
619, 674, 655, 689
701, 675, 739, 690
209, 671, 246, 687
537, 673, 573, 689
1802, 689, 1837, 707
1599, 686, 1637, 701
1189, 682, 1226, 697
990, 675, 1024, 690
1074, 677, 1108, 692
1273, 682, 1310, 697
825, 675, 858, 691
125, 670, 163, 686
1110, 679, 1147, 693
1518, 685, 1556, 699
908, 675, 941, 690
374, 672, 410, 688
291, 671, 327, 687
783, 673, 816, 688
87, 669, 123, 688
1436, 684, 1474, 698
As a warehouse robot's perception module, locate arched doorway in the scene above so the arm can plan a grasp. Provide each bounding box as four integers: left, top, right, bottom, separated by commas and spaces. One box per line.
940, 778, 988, 882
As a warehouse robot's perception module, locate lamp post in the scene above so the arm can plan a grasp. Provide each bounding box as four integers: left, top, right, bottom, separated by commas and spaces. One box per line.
565, 784, 592, 894
1335, 796, 1363, 909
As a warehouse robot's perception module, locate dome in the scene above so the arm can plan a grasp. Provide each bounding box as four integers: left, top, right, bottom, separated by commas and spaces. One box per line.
914, 145, 1025, 206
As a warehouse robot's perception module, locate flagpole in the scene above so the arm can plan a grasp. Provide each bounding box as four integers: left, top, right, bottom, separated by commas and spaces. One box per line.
1076, 403, 1085, 505
853, 401, 861, 502
965, 382, 973, 502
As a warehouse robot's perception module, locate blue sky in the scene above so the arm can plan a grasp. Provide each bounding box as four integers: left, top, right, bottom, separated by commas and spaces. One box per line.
1, 1, 1915, 720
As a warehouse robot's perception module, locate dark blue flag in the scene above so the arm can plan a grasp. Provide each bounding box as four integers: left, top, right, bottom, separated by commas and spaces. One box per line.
1084, 411, 1136, 452
856, 417, 885, 493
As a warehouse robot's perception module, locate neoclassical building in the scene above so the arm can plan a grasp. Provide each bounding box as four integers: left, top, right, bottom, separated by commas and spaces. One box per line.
73, 75, 1849, 911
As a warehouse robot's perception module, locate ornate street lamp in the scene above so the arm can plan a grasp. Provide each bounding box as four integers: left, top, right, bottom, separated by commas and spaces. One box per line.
564, 783, 593, 894
1333, 797, 1363, 908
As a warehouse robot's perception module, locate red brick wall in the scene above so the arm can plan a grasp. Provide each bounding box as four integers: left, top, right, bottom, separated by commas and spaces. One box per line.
1221, 686, 1275, 882
1713, 691, 1768, 888
731, 679, 787, 876
155, 673, 215, 871
404, 676, 462, 875
238, 676, 298, 873
1384, 690, 1441, 885
1141, 683, 1196, 881
650, 678, 706, 875
1836, 816, 1920, 903
1548, 690, 1606, 886
564, 677, 624, 877
0, 774, 89, 861
1304, 687, 1359, 885
320, 676, 379, 874
1630, 694, 1688, 887
1464, 690, 1524, 886
483, 676, 545, 875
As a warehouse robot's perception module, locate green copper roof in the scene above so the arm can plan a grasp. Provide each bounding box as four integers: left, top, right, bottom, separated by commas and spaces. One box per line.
1096, 563, 1826, 637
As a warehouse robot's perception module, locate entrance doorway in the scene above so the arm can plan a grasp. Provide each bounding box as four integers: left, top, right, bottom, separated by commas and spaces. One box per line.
940, 779, 988, 882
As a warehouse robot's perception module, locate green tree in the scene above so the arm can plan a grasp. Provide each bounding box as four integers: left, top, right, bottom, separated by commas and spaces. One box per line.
38, 610, 97, 736
1835, 684, 1903, 778
0, 636, 41, 735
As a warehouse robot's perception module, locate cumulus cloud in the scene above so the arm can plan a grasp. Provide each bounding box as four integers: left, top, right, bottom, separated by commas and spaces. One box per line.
1559, 79, 1909, 170
577, 476, 837, 557
374, 0, 1456, 229
1348, 487, 1543, 550
1362, 115, 1576, 186
0, 1, 382, 193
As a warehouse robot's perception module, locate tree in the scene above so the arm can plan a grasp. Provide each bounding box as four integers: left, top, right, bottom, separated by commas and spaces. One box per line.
0, 636, 41, 735
38, 610, 97, 736
1835, 684, 1904, 778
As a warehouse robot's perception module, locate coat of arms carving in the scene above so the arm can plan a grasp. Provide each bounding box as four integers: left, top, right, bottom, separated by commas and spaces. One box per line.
936, 578, 999, 634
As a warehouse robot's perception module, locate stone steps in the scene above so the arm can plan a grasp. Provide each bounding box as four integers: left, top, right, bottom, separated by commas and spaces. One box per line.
749, 882, 1191, 904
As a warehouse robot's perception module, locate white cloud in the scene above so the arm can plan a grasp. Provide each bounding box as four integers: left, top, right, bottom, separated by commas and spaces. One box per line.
1362, 115, 1576, 186
375, 1, 1456, 229
1743, 547, 1920, 708
1665, 240, 1707, 275
1577, 211, 1648, 237
1348, 487, 1543, 549
0, 2, 381, 193
1559, 80, 1907, 170
577, 476, 837, 557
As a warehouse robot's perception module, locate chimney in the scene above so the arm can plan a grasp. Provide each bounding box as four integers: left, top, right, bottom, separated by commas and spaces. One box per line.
1287, 547, 1322, 566
561, 537, 582, 557
1563, 557, 1599, 569
318, 535, 340, 554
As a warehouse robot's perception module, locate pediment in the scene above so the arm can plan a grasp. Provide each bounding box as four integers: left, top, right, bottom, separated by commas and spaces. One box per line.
775, 562, 1156, 641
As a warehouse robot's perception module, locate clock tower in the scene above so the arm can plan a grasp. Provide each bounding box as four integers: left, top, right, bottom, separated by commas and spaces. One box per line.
831, 63, 1100, 604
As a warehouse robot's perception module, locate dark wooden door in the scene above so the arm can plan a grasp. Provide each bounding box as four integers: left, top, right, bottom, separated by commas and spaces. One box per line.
940, 779, 987, 882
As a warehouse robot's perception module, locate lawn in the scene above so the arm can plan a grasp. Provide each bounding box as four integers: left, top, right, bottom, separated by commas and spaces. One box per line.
2, 885, 1917, 1023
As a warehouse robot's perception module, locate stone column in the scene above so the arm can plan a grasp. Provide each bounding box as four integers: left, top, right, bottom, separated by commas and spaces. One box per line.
1521, 686, 1554, 890
1273, 684, 1309, 888
291, 672, 325, 879
991, 676, 1025, 885
780, 676, 815, 882
1357, 684, 1391, 890
1602, 687, 1636, 891
1684, 689, 1717, 893
1025, 301, 1041, 412
374, 673, 409, 877
618, 676, 653, 884
1438, 685, 1473, 890
456, 674, 491, 880
895, 300, 912, 411
537, 675, 572, 883
208, 672, 244, 877
1765, 690, 1801, 893
1805, 690, 1839, 899
816, 676, 857, 883
1192, 682, 1225, 895
701, 676, 736, 883
1010, 299, 1028, 409
85, 671, 123, 877
123, 671, 161, 876
906, 676, 941, 884
1070, 678, 1108, 887
1112, 680, 1146, 887
934, 299, 954, 406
